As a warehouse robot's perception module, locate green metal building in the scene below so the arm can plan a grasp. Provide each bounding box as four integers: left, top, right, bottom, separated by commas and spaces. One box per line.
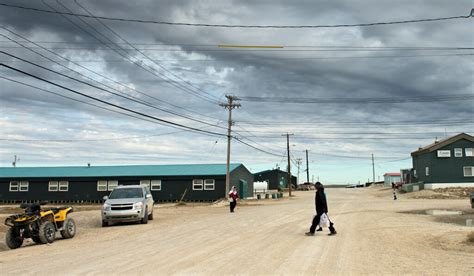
0, 163, 254, 203
411, 133, 474, 189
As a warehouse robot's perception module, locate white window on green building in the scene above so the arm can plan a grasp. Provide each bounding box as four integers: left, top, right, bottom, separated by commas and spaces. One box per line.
454, 148, 463, 157
59, 181, 69, 192
193, 179, 203, 190
97, 180, 107, 191
151, 180, 162, 191
464, 166, 474, 177
107, 180, 118, 191
9, 181, 19, 192
204, 179, 215, 190
49, 181, 59, 192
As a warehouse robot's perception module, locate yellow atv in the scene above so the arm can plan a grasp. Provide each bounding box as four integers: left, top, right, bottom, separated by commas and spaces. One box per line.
4, 202, 76, 249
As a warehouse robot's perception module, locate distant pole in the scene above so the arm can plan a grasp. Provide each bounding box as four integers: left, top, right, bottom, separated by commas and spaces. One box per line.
282, 133, 294, 196
12, 155, 18, 168
371, 154, 375, 185
296, 158, 302, 185
219, 95, 241, 198
305, 149, 310, 183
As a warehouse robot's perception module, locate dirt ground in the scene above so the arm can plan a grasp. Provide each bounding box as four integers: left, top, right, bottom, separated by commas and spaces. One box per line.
0, 187, 473, 275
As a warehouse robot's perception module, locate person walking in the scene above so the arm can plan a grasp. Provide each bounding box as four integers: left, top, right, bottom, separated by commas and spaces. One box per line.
305, 182, 337, 236
229, 186, 239, 213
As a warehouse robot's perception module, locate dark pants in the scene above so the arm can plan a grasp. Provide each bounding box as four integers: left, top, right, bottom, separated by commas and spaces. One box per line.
309, 213, 322, 233
230, 201, 237, 212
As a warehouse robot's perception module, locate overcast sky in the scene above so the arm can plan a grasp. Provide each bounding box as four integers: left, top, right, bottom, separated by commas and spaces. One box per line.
0, 0, 472, 184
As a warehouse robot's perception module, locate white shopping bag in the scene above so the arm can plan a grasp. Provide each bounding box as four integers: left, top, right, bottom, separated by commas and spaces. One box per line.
319, 213, 329, 228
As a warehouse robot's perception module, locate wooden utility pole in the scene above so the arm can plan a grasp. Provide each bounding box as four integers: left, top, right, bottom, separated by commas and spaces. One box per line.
371, 153, 375, 186
296, 158, 302, 185
219, 95, 241, 198
305, 149, 310, 183
282, 133, 294, 196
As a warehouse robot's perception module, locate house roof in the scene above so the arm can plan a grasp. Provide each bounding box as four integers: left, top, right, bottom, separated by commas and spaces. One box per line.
254, 169, 290, 175
0, 163, 243, 178
411, 133, 474, 156
384, 173, 401, 177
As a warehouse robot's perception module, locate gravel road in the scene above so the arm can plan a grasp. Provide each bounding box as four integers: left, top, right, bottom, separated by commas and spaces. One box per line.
0, 187, 473, 275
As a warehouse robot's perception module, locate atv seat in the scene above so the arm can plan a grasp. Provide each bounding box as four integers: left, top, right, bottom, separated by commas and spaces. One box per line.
49, 207, 69, 213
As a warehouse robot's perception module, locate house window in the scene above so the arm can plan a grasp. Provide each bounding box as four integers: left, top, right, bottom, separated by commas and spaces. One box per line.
49, 181, 59, 191
107, 180, 118, 191
413, 170, 417, 177
425, 167, 429, 176
193, 179, 203, 190
9, 181, 19, 192
204, 179, 215, 190
454, 148, 463, 157
464, 166, 474, 177
97, 180, 107, 191
151, 180, 161, 191
466, 148, 473, 157
19, 181, 29, 192
59, 181, 69, 192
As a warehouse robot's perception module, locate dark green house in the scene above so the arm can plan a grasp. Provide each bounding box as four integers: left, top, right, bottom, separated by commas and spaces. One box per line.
0, 163, 254, 203
253, 169, 297, 191
411, 133, 474, 189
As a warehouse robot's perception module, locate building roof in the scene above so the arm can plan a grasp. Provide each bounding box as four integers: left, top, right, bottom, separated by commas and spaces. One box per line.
384, 173, 401, 177
0, 163, 243, 178
253, 169, 286, 175
411, 133, 474, 156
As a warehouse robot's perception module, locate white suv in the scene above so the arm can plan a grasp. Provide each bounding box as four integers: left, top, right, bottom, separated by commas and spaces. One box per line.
101, 185, 154, 227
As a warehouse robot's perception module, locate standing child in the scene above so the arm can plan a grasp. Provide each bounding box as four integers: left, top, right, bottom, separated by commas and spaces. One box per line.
229, 186, 239, 213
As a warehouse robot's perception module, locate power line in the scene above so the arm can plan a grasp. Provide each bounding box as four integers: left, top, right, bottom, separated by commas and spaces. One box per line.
1, 75, 287, 159
0, 3, 471, 28
2, 53, 471, 62
0, 41, 472, 49
0, 27, 224, 124
233, 137, 285, 157
0, 63, 227, 137
39, 0, 219, 105
0, 50, 227, 131
1, 65, 285, 158
71, 0, 217, 102
0, 75, 169, 126
236, 118, 472, 126
2, 45, 473, 52
240, 94, 474, 104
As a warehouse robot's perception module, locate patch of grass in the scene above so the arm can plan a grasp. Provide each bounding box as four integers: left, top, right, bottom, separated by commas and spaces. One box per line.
467, 232, 474, 243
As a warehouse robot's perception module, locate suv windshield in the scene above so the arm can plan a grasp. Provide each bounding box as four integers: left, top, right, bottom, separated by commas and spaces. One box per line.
109, 188, 143, 199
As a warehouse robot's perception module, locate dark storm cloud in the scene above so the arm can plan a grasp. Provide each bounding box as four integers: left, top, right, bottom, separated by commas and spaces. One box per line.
0, 0, 472, 182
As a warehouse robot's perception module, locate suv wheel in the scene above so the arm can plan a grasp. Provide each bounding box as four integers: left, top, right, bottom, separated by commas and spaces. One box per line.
148, 208, 154, 220
141, 207, 148, 224
102, 220, 109, 227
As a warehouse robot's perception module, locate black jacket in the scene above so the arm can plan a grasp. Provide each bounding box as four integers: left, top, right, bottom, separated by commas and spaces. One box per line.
315, 188, 328, 214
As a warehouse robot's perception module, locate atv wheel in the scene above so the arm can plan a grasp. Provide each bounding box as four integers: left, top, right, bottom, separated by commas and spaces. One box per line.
60, 218, 76, 239
148, 208, 154, 220
5, 228, 23, 249
39, 221, 56, 244
102, 220, 109, 227
141, 208, 148, 224
32, 236, 42, 244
